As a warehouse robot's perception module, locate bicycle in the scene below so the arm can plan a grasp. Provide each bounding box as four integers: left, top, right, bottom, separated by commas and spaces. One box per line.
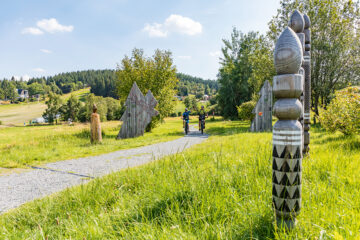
184, 119, 190, 135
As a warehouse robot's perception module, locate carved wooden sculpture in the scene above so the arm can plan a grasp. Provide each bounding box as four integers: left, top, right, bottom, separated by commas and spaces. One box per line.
250, 80, 272, 132
90, 104, 102, 143
289, 10, 305, 150
117, 82, 159, 139
272, 26, 303, 229
303, 14, 311, 154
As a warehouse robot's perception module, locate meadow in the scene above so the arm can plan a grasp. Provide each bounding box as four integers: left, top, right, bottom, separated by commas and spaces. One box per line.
0, 118, 185, 170
0, 88, 90, 127
0, 120, 359, 239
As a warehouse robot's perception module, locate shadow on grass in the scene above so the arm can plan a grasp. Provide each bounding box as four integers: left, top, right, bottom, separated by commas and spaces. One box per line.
228, 214, 275, 240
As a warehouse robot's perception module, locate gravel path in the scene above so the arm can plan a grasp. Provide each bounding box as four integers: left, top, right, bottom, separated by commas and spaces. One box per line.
0, 127, 208, 214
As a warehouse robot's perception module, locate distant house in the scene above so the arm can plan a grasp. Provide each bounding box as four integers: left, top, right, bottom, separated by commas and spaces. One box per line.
16, 89, 29, 99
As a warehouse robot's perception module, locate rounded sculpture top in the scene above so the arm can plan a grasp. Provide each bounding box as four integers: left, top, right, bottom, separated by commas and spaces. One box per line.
303, 13, 311, 28
93, 104, 98, 113
288, 10, 305, 33
274, 27, 303, 75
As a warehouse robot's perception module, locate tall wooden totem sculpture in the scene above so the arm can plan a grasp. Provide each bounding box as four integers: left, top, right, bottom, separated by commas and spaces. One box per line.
117, 82, 159, 139
303, 14, 311, 154
272, 24, 303, 228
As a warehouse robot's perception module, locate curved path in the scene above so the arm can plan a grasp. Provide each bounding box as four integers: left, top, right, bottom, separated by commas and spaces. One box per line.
0, 127, 208, 214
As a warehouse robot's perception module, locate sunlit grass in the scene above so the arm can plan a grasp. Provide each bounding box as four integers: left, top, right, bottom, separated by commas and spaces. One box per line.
0, 120, 359, 239
0, 118, 185, 169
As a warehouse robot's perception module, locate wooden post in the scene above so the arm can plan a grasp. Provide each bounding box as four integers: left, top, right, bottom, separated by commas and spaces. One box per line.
90, 104, 102, 143
272, 23, 303, 229
303, 14, 311, 154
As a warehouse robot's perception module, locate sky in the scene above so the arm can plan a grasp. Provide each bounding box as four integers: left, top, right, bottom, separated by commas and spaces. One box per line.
0, 0, 281, 81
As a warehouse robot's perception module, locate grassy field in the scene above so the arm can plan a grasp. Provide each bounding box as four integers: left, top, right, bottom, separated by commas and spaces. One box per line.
0, 118, 185, 169
0, 88, 90, 127
1, 120, 359, 239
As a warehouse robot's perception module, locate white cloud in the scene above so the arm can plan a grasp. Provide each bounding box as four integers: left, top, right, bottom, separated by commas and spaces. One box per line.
178, 55, 192, 60
22, 75, 31, 81
209, 51, 221, 57
32, 68, 45, 73
22, 18, 73, 35
40, 49, 52, 54
14, 75, 31, 81
36, 18, 74, 33
143, 14, 202, 38
143, 23, 168, 37
21, 27, 44, 35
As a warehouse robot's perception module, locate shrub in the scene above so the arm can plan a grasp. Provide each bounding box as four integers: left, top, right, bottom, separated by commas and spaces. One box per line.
237, 101, 256, 121
170, 112, 177, 117
0, 120, 2, 125
178, 111, 182, 117
319, 86, 360, 135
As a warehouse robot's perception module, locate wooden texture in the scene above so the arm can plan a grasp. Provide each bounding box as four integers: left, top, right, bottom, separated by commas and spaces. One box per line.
272, 15, 304, 228
117, 82, 158, 139
90, 113, 102, 143
250, 80, 272, 132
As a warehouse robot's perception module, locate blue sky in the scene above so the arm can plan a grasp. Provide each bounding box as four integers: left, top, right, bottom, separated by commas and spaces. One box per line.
0, 0, 281, 80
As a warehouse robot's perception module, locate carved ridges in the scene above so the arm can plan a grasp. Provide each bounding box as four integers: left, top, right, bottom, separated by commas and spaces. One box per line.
303, 13, 311, 154
274, 27, 303, 75
273, 10, 304, 223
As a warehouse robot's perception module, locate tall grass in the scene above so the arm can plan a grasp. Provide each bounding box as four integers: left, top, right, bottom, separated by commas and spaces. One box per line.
0, 121, 359, 239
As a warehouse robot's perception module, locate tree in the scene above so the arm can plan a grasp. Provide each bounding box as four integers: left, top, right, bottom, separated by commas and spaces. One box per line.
116, 48, 178, 128
28, 82, 45, 96
217, 29, 274, 118
268, 0, 360, 119
61, 95, 81, 121
43, 93, 63, 124
319, 86, 360, 135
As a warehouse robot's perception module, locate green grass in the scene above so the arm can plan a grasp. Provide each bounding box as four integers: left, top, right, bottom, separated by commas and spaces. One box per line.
0, 120, 359, 239
0, 118, 184, 169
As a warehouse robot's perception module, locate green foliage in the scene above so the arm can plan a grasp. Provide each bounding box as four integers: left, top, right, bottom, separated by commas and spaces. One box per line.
217, 28, 275, 119
0, 79, 17, 101
268, 0, 360, 117
183, 96, 198, 112
42, 92, 63, 124
28, 82, 45, 96
237, 100, 256, 121
116, 48, 178, 127
176, 73, 218, 97
61, 94, 81, 121
0, 120, 2, 125
319, 86, 360, 135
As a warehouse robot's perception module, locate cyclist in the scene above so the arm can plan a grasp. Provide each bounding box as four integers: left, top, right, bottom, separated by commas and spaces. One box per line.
182, 108, 191, 132
198, 105, 208, 131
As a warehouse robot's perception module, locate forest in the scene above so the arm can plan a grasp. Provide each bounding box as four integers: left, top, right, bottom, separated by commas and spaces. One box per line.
0, 70, 217, 101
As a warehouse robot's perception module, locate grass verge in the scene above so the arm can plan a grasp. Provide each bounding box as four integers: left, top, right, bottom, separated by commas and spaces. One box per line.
0, 118, 186, 169
0, 120, 359, 239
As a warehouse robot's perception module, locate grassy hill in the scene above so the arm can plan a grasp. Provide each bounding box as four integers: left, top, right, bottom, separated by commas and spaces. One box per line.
0, 88, 90, 127
1, 120, 359, 239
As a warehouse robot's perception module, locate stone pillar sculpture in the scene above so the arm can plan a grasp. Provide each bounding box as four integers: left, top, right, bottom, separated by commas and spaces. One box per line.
90, 104, 102, 143
303, 14, 311, 154
117, 82, 159, 139
272, 26, 303, 228
250, 80, 272, 132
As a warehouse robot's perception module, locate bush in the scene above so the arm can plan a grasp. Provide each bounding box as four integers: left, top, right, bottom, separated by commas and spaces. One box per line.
170, 112, 177, 117
237, 101, 256, 121
319, 86, 360, 135
0, 120, 2, 125
178, 111, 182, 117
